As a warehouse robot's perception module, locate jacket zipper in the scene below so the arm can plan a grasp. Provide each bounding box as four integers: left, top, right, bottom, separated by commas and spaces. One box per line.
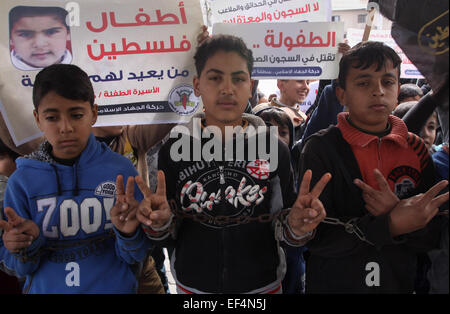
217, 162, 227, 292
377, 138, 382, 170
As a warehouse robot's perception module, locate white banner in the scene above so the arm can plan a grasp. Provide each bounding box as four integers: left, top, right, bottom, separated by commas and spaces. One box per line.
346, 28, 424, 79
0, 0, 203, 146
210, 0, 332, 24
213, 22, 344, 79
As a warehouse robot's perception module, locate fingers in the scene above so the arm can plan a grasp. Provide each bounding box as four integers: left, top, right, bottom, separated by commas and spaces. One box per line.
0, 219, 11, 232
429, 191, 449, 210
149, 205, 172, 228
373, 169, 390, 191
115, 175, 125, 197
310, 172, 332, 199
125, 176, 135, 204
298, 170, 312, 200
420, 180, 449, 206
156, 171, 167, 197
354, 178, 375, 195
137, 202, 153, 226
3, 240, 33, 253
4, 207, 22, 226
135, 176, 152, 200
2, 229, 34, 253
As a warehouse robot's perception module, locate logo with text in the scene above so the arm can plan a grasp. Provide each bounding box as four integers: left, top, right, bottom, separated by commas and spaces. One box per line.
94, 181, 116, 198
168, 84, 200, 115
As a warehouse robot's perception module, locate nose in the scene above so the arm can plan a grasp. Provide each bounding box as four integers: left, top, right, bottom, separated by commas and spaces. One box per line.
32, 32, 49, 48
59, 116, 74, 134
372, 80, 385, 96
220, 77, 233, 96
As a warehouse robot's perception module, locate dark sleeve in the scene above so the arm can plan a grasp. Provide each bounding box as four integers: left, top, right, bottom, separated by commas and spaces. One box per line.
278, 139, 298, 208
299, 135, 408, 257
396, 139, 443, 253
140, 141, 177, 247
402, 92, 437, 136
301, 83, 344, 142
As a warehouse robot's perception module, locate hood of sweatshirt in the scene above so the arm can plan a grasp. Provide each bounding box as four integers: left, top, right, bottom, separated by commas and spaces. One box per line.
16, 133, 109, 196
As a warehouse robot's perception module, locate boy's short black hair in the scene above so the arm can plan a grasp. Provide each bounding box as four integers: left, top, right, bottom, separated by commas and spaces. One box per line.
33, 64, 95, 110
0, 139, 20, 161
338, 41, 401, 90
398, 83, 424, 103
9, 6, 69, 34
194, 34, 253, 77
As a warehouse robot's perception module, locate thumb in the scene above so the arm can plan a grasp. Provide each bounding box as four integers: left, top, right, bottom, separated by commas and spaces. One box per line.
0, 219, 11, 232
4, 207, 23, 226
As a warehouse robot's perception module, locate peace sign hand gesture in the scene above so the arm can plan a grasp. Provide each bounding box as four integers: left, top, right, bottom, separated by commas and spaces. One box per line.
110, 175, 140, 236
288, 170, 332, 236
136, 171, 172, 229
0, 207, 40, 253
389, 180, 449, 237
354, 169, 400, 216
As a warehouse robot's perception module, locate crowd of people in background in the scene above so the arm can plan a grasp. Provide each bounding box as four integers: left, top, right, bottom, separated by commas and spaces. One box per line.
0, 18, 448, 295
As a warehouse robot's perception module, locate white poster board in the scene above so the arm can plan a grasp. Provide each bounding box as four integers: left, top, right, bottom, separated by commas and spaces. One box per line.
210, 0, 332, 24
213, 22, 344, 79
0, 0, 203, 146
346, 28, 424, 79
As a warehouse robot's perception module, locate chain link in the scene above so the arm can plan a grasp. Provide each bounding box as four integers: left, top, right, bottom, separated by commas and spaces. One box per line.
322, 217, 374, 245
174, 209, 290, 227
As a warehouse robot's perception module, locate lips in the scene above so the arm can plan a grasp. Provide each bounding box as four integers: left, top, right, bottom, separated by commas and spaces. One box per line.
59, 139, 77, 147
217, 100, 237, 108
369, 104, 388, 111
31, 52, 52, 60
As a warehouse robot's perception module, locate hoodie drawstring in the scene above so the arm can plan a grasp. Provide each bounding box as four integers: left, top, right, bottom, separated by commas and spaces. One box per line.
50, 164, 62, 196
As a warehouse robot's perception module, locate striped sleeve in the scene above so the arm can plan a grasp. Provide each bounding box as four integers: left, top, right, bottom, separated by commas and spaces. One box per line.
407, 132, 430, 171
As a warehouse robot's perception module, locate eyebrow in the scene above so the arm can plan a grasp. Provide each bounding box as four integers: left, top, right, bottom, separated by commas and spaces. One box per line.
354, 73, 398, 80
206, 69, 248, 76
15, 27, 63, 34
42, 106, 86, 114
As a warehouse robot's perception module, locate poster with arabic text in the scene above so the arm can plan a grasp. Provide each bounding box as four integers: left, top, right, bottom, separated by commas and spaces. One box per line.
213, 22, 344, 79
0, 0, 203, 146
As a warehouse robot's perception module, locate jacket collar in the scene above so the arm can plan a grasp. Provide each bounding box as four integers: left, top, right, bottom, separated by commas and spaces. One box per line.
337, 112, 409, 148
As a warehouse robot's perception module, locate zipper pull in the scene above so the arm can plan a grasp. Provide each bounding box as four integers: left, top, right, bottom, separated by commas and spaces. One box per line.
219, 165, 225, 184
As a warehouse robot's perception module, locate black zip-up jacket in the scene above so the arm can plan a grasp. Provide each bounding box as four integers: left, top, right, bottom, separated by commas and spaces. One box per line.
147, 113, 300, 293
299, 125, 443, 293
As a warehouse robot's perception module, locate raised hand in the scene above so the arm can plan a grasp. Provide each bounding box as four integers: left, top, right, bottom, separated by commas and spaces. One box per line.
197, 25, 210, 46
288, 170, 332, 236
354, 169, 399, 216
110, 175, 140, 236
389, 180, 449, 237
0, 207, 39, 253
136, 171, 172, 229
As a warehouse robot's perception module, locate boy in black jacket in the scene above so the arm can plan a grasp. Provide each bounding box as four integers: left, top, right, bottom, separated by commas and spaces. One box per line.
133, 35, 332, 294
299, 41, 449, 293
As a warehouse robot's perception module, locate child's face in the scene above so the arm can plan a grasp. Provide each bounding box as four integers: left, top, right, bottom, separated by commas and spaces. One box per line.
34, 91, 97, 160
278, 80, 310, 106
269, 120, 290, 147
10, 16, 69, 68
194, 50, 253, 129
0, 154, 16, 177
420, 113, 437, 150
337, 61, 400, 132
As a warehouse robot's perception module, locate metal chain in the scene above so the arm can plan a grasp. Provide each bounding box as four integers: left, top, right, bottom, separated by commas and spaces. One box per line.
44, 231, 115, 251
322, 217, 374, 246
174, 208, 290, 226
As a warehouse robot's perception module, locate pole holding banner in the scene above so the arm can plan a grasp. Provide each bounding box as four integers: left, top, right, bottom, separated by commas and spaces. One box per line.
362, 2, 379, 42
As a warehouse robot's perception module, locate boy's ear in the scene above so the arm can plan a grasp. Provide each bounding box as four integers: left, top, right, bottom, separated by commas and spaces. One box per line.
91, 104, 98, 125
335, 86, 346, 106
33, 109, 42, 130
250, 79, 255, 98
193, 75, 201, 97
276, 80, 283, 92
